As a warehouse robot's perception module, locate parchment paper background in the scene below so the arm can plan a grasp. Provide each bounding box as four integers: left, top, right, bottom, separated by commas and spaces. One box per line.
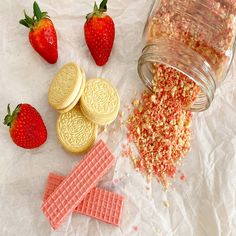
0, 0, 236, 235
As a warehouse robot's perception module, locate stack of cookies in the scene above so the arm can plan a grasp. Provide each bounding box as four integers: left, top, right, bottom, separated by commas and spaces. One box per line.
48, 63, 86, 114
48, 62, 120, 153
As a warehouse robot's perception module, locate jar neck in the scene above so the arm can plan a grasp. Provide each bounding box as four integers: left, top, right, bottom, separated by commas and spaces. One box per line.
138, 38, 217, 112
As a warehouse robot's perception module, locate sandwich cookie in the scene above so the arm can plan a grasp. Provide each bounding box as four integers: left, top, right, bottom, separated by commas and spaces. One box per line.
80, 78, 120, 125
48, 63, 86, 113
57, 105, 97, 153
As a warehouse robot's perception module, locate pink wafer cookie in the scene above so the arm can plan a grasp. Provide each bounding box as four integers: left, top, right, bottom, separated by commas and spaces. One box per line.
43, 173, 65, 202
41, 140, 115, 229
44, 173, 124, 226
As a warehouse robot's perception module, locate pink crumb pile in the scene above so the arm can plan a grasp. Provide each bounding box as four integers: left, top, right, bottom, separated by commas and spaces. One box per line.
126, 64, 200, 188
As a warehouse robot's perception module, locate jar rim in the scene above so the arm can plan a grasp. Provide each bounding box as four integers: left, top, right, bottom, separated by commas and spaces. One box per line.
138, 38, 217, 112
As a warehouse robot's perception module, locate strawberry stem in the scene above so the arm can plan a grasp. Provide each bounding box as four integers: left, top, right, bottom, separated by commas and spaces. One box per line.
19, 1, 49, 29
3, 104, 20, 128
86, 0, 108, 21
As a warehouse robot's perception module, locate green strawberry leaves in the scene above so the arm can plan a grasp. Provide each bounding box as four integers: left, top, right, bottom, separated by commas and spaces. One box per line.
3, 104, 20, 128
19, 19, 29, 28
86, 0, 108, 21
99, 0, 107, 12
33, 1, 49, 21
19, 1, 49, 29
94, 2, 99, 12
33, 1, 42, 20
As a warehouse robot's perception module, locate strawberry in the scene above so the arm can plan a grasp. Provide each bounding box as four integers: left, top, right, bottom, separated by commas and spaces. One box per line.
4, 104, 47, 149
19, 1, 58, 64
84, 0, 115, 66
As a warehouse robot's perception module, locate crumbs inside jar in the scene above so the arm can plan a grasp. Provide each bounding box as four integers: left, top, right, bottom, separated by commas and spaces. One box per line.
148, 0, 236, 81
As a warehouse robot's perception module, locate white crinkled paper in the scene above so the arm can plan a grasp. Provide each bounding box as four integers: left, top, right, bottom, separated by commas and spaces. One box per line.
0, 0, 236, 235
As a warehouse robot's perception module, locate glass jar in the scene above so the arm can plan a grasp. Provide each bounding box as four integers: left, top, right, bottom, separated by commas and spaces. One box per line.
138, 0, 236, 111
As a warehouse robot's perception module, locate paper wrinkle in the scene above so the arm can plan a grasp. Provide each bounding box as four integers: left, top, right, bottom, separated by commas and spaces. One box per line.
0, 0, 236, 235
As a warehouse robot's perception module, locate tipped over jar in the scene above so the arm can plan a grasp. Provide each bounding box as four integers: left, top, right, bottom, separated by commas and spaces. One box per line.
138, 0, 236, 111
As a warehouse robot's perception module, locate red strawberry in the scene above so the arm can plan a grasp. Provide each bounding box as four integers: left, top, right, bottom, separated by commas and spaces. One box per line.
20, 1, 58, 64
4, 104, 47, 149
84, 0, 115, 66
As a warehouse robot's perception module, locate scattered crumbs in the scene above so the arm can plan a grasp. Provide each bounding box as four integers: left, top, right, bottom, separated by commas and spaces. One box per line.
125, 63, 199, 189
118, 111, 125, 128
121, 143, 132, 158
147, 174, 152, 183
133, 226, 139, 232
180, 174, 186, 181
145, 185, 150, 191
163, 184, 170, 192
119, 111, 125, 118
132, 98, 140, 107
130, 155, 138, 168
124, 104, 131, 113
155, 228, 163, 236
163, 201, 170, 208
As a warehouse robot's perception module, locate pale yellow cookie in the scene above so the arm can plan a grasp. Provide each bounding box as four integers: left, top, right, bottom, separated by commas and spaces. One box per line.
80, 103, 118, 125
48, 63, 82, 111
80, 78, 120, 125
58, 68, 86, 114
57, 105, 97, 153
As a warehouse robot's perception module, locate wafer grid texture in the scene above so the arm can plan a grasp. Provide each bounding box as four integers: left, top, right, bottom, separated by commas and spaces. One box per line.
44, 173, 124, 226
41, 140, 115, 229
43, 173, 64, 202
76, 187, 124, 226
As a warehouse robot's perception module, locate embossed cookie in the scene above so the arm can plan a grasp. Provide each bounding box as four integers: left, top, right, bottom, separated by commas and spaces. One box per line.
48, 63, 85, 112
57, 105, 97, 153
80, 78, 120, 125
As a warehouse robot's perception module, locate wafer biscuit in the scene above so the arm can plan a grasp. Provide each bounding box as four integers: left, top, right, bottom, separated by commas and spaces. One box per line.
44, 173, 125, 226
41, 140, 115, 229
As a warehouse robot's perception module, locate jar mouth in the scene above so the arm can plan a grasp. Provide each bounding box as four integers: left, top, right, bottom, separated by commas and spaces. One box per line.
138, 38, 217, 112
